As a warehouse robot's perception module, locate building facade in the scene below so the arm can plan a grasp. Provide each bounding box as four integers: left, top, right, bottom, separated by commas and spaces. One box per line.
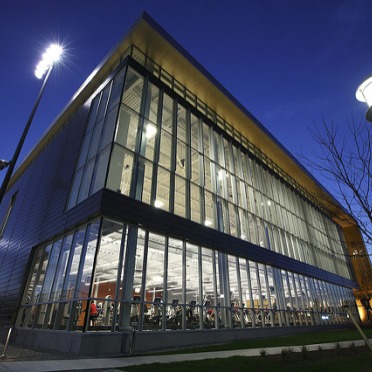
0, 13, 364, 355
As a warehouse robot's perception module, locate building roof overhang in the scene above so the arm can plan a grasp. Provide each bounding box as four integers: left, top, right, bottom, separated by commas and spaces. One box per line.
10, 12, 356, 228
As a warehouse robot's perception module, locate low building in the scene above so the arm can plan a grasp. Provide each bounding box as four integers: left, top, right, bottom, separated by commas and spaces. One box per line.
0, 13, 367, 356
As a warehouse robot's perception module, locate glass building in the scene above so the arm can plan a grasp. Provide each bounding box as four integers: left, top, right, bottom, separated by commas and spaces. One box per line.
0, 13, 365, 356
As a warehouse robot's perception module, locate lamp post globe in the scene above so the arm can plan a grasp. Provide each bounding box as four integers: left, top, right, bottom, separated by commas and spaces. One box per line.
356, 76, 372, 122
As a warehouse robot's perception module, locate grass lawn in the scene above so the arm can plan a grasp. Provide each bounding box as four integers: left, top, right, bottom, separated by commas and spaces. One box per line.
153, 327, 372, 354
124, 328, 372, 371
124, 348, 371, 371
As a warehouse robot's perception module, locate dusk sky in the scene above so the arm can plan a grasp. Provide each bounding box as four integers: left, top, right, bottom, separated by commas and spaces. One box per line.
1, 1, 371, 253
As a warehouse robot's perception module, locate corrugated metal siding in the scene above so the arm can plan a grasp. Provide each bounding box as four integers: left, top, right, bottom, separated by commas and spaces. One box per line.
0, 105, 89, 326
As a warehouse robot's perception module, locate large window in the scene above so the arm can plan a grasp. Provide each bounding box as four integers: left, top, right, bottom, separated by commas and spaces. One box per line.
68, 57, 351, 279
18, 220, 100, 331
67, 68, 126, 209
110, 64, 351, 277
18, 218, 354, 333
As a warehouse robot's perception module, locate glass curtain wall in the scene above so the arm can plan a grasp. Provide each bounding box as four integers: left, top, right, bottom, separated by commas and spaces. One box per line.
18, 218, 355, 332
67, 67, 127, 209
58, 53, 356, 335
18, 220, 101, 331
66, 56, 351, 280
80, 62, 351, 279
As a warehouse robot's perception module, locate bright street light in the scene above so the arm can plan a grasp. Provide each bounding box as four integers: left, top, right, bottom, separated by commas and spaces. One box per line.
0, 44, 64, 205
35, 44, 63, 79
356, 76, 372, 122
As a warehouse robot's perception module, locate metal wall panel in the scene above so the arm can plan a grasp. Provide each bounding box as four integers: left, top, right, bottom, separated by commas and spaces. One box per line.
0, 106, 90, 327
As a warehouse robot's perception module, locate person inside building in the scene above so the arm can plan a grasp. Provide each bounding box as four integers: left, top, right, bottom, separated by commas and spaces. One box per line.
87, 301, 99, 326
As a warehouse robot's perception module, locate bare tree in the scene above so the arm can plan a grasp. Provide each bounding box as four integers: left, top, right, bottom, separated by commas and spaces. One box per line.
305, 118, 372, 319
308, 118, 372, 247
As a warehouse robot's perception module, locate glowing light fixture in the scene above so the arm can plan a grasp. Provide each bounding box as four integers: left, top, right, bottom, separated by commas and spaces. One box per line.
217, 170, 228, 180
154, 200, 164, 208
35, 44, 63, 79
356, 76, 372, 122
145, 123, 157, 139
204, 219, 212, 226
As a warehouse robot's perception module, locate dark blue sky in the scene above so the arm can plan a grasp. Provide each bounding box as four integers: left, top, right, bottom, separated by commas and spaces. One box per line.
1, 1, 371, 252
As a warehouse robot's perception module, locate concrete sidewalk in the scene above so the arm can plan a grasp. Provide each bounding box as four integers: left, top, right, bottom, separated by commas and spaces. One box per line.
0, 339, 370, 372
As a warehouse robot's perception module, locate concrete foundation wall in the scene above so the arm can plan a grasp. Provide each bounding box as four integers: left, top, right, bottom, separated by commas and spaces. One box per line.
12, 324, 351, 357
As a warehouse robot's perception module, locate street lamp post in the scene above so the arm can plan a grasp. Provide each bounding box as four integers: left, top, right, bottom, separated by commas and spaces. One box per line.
0, 44, 63, 359
0, 44, 63, 206
356, 76, 372, 122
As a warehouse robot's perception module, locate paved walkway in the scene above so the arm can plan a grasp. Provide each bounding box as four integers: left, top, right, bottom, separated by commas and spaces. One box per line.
0, 339, 370, 372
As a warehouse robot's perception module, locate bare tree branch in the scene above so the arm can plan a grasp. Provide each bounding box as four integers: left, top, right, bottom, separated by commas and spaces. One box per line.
305, 118, 372, 246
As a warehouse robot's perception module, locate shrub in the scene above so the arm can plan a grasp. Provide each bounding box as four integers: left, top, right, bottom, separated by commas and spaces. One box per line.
281, 347, 293, 360
301, 345, 309, 359
349, 342, 357, 353
259, 349, 267, 357
335, 342, 342, 355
